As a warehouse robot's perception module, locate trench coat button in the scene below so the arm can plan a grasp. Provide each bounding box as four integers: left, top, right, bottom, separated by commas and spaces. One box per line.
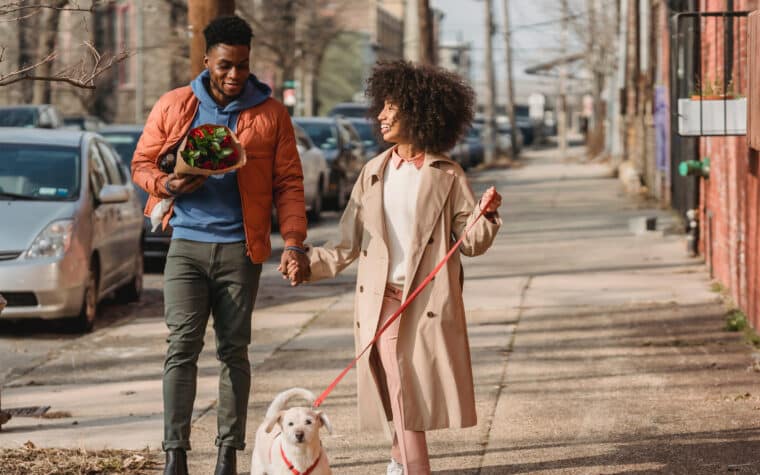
356, 321, 360, 328
359, 285, 364, 293
363, 250, 368, 257
426, 311, 435, 318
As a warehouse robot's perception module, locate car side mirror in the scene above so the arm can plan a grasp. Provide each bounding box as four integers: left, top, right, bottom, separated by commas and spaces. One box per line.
98, 184, 129, 204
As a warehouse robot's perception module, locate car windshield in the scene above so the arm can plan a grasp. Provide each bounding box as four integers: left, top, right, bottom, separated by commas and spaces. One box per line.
0, 109, 37, 128
297, 122, 338, 151
0, 144, 80, 201
101, 132, 142, 165
350, 121, 378, 146
330, 106, 367, 118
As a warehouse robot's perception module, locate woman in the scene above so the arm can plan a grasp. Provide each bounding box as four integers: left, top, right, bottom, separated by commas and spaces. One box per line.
286, 61, 502, 474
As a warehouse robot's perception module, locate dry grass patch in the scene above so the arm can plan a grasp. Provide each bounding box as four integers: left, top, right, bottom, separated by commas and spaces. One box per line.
0, 441, 161, 474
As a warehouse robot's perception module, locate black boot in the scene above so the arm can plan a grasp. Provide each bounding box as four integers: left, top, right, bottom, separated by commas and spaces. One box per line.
163, 448, 188, 475
214, 445, 237, 475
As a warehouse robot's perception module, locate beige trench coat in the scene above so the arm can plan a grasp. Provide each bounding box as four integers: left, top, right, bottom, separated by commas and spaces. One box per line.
307, 149, 501, 432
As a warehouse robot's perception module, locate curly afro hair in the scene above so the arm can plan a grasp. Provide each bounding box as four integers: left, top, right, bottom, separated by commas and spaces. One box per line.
365, 60, 475, 155
204, 16, 254, 52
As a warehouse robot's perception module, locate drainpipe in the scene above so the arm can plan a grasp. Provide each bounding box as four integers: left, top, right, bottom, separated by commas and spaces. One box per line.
679, 157, 709, 257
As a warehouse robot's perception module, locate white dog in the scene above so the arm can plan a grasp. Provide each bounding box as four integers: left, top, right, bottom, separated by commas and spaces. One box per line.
251, 388, 332, 475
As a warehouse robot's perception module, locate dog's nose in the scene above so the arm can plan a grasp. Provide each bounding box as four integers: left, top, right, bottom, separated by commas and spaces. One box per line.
295, 431, 305, 442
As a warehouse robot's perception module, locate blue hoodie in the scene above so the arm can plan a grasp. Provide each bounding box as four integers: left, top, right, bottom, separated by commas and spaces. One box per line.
170, 70, 272, 243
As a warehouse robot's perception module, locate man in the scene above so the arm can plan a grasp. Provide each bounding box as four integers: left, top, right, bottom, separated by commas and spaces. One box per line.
131, 15, 309, 475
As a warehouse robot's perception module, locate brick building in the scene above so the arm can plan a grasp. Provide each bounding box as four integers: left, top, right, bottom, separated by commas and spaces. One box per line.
620, 0, 760, 328
0, 0, 189, 124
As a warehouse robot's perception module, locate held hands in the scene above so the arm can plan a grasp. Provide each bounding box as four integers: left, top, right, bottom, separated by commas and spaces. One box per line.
278, 249, 311, 286
480, 186, 502, 213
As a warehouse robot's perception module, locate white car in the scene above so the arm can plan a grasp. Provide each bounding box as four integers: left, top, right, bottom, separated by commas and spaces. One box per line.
292, 121, 330, 221
0, 128, 144, 331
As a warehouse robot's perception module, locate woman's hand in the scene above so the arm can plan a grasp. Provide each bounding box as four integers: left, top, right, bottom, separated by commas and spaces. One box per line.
480, 186, 502, 213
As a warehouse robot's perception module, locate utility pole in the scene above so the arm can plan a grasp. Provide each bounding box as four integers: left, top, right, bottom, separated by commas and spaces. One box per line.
501, 0, 519, 156
135, 0, 144, 123
483, 0, 497, 164
558, 0, 569, 157
418, 0, 435, 64
188, 0, 236, 77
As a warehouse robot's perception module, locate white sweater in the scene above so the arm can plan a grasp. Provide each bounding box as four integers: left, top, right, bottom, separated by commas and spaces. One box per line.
383, 154, 423, 286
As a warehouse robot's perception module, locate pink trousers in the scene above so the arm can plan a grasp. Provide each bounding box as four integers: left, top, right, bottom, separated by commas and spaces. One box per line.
376, 284, 431, 474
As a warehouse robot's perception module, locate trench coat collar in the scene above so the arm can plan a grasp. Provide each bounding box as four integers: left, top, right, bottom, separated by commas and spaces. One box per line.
363, 148, 457, 298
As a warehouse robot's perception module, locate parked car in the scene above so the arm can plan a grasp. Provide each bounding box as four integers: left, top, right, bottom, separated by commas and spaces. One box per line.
0, 128, 144, 331
328, 102, 369, 119
464, 124, 485, 166
293, 117, 364, 210
346, 118, 390, 158
99, 124, 172, 263
63, 115, 107, 131
0, 104, 63, 129
292, 121, 330, 221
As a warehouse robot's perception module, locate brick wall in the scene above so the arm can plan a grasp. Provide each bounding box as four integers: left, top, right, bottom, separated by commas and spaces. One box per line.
698, 0, 759, 325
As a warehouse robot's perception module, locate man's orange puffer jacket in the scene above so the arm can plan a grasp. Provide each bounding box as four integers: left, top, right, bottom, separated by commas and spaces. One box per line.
131, 86, 306, 264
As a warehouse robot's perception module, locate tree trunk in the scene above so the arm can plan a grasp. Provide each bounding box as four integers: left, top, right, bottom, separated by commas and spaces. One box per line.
32, 0, 68, 104
188, 0, 236, 78
417, 0, 434, 64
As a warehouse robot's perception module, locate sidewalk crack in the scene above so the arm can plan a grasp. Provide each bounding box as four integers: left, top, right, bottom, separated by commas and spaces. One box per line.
476, 275, 532, 474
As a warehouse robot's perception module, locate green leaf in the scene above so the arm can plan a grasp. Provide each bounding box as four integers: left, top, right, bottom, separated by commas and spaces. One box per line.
219, 148, 234, 158
213, 127, 227, 140
188, 156, 195, 167
211, 141, 221, 152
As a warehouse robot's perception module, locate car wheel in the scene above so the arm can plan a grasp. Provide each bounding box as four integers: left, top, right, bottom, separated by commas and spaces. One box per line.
74, 263, 99, 333
116, 251, 143, 304
308, 183, 323, 222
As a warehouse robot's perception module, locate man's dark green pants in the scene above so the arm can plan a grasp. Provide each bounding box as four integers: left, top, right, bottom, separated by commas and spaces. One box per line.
162, 239, 261, 451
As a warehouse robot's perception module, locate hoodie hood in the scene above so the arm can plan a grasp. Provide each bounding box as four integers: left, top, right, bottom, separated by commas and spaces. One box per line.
190, 70, 272, 114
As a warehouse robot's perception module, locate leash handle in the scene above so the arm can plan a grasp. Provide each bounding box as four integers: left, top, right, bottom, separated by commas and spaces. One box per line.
313, 194, 496, 408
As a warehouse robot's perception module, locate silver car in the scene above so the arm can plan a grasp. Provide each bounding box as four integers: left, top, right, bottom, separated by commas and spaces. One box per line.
0, 128, 144, 331
292, 121, 330, 221
100, 124, 173, 262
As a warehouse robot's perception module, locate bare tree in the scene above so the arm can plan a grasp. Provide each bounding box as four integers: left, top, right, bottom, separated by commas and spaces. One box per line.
238, 0, 347, 114
0, 1, 129, 93
567, 0, 618, 155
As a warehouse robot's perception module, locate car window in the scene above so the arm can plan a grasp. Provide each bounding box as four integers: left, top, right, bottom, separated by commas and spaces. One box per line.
297, 122, 338, 151
294, 127, 312, 150
101, 132, 142, 166
96, 141, 126, 185
0, 144, 80, 200
0, 108, 38, 127
89, 143, 109, 198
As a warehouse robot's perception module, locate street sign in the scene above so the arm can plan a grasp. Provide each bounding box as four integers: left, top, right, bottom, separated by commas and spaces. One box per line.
283, 89, 297, 107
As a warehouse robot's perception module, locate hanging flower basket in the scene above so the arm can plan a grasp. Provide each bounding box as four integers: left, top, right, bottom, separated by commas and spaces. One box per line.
677, 97, 747, 136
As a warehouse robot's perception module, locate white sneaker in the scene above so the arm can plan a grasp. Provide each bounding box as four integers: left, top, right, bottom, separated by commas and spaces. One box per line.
386, 458, 404, 475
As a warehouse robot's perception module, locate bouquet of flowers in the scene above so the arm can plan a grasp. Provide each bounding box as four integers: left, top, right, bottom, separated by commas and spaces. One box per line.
175, 124, 246, 175
150, 124, 246, 231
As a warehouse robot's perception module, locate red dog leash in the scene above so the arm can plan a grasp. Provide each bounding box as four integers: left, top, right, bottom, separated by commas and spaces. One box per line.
313, 195, 496, 408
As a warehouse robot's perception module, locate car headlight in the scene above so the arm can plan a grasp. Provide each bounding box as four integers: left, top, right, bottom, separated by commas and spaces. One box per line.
25, 219, 73, 259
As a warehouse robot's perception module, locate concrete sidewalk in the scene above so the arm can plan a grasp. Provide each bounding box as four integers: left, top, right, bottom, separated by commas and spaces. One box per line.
3, 144, 760, 474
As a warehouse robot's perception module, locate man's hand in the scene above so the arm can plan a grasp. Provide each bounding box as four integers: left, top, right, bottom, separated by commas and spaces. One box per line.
166, 173, 206, 195
278, 249, 311, 286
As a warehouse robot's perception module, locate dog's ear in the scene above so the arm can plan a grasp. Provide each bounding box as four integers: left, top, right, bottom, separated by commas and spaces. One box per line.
315, 411, 333, 435
265, 410, 284, 433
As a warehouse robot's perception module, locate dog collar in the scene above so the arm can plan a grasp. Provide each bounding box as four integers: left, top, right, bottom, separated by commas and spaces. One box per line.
280, 443, 322, 475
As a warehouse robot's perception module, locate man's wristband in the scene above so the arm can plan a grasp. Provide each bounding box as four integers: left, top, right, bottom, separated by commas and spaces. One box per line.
164, 178, 177, 197
285, 245, 307, 255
